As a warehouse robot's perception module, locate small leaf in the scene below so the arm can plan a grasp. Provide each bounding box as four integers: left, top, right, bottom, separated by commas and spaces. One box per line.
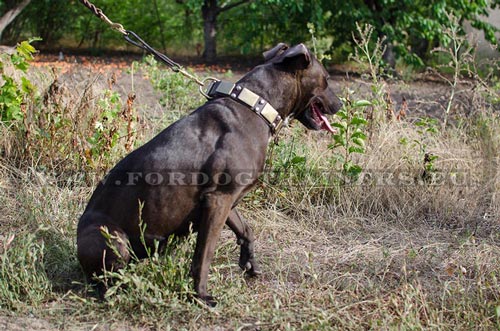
350, 117, 368, 125
336, 110, 348, 120
348, 146, 365, 154
353, 99, 372, 107
334, 154, 345, 163
291, 156, 306, 165
352, 137, 365, 147
351, 131, 367, 140
347, 164, 362, 177
333, 135, 346, 147
332, 122, 346, 130
21, 77, 34, 93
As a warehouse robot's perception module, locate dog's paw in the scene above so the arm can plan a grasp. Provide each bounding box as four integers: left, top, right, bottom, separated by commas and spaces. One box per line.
238, 244, 261, 277
240, 260, 262, 277
197, 294, 217, 307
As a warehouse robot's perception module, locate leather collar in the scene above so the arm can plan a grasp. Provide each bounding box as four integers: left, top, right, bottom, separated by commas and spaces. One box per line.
205, 80, 283, 134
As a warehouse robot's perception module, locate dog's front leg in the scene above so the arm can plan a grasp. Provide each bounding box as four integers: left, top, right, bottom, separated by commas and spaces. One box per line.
226, 208, 261, 276
191, 192, 233, 307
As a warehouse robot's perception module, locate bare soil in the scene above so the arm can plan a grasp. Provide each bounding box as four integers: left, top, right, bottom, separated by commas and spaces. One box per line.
32, 53, 495, 122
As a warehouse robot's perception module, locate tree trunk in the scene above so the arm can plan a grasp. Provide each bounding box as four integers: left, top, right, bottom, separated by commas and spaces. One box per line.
202, 0, 218, 63
201, 0, 251, 63
382, 41, 396, 69
0, 0, 31, 40
153, 0, 167, 52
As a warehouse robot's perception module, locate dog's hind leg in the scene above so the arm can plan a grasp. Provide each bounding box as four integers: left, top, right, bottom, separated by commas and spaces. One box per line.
226, 208, 261, 276
191, 192, 233, 307
77, 221, 131, 295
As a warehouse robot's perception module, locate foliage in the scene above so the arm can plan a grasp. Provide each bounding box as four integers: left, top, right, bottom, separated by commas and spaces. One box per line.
430, 14, 477, 129
0, 39, 37, 126
328, 0, 500, 66
0, 40, 144, 176
329, 96, 369, 180
98, 212, 195, 315
414, 117, 440, 179
266, 135, 309, 186
137, 55, 204, 113
86, 90, 124, 167
0, 232, 52, 311
2, 0, 498, 65
306, 22, 332, 62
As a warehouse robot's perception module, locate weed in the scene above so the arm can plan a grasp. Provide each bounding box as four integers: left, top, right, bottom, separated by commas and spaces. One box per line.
96, 211, 196, 319
84, 88, 139, 172
0, 232, 52, 311
430, 14, 475, 129
329, 92, 370, 180
307, 22, 332, 62
137, 55, 204, 124
350, 23, 391, 132
0, 39, 39, 126
413, 117, 441, 181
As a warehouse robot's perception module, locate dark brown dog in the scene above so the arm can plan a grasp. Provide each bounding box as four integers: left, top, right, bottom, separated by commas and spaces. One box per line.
77, 43, 342, 306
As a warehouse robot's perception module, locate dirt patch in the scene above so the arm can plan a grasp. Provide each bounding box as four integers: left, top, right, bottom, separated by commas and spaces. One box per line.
0, 316, 53, 331
33, 52, 498, 124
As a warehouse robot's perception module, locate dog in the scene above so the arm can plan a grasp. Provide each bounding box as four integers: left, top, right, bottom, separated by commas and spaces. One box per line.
77, 43, 342, 306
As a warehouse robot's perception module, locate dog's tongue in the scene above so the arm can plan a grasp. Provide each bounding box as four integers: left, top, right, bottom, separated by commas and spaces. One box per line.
313, 106, 335, 133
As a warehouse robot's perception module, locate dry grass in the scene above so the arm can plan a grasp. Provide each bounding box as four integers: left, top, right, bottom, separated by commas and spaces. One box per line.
0, 57, 499, 330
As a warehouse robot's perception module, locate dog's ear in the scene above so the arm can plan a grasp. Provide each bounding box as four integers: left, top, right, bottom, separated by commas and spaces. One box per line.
263, 43, 289, 62
274, 43, 311, 70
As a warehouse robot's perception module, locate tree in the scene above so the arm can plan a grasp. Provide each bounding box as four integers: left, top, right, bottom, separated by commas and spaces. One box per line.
200, 0, 252, 62
0, 0, 31, 40
327, 0, 500, 67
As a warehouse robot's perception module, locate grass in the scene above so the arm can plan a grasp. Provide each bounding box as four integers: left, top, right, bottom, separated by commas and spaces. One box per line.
0, 49, 499, 330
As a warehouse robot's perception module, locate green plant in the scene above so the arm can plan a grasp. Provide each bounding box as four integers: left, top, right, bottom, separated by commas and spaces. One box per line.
430, 14, 475, 129
95, 204, 195, 315
307, 22, 332, 62
86, 90, 122, 164
0, 232, 52, 311
399, 117, 440, 181
329, 0, 499, 67
350, 23, 390, 129
351, 23, 386, 85
81, 87, 139, 173
329, 93, 370, 180
0, 39, 38, 126
139, 55, 203, 120
267, 137, 308, 183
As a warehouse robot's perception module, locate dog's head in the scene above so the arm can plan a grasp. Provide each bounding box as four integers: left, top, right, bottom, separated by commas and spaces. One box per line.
264, 43, 342, 132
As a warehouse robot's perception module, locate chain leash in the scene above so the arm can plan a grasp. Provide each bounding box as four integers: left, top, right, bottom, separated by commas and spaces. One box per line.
77, 0, 216, 96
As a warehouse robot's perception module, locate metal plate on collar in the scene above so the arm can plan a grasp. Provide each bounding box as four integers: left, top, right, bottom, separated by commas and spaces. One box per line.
215, 81, 235, 95
237, 88, 260, 108
260, 103, 278, 124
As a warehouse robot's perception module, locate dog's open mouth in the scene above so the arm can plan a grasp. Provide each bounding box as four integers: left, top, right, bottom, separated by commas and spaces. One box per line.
311, 100, 335, 133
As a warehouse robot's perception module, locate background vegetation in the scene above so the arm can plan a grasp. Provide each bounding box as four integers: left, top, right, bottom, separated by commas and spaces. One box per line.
1, 0, 500, 64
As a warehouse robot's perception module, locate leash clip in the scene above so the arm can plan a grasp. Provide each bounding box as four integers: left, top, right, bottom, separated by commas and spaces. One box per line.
199, 77, 220, 100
